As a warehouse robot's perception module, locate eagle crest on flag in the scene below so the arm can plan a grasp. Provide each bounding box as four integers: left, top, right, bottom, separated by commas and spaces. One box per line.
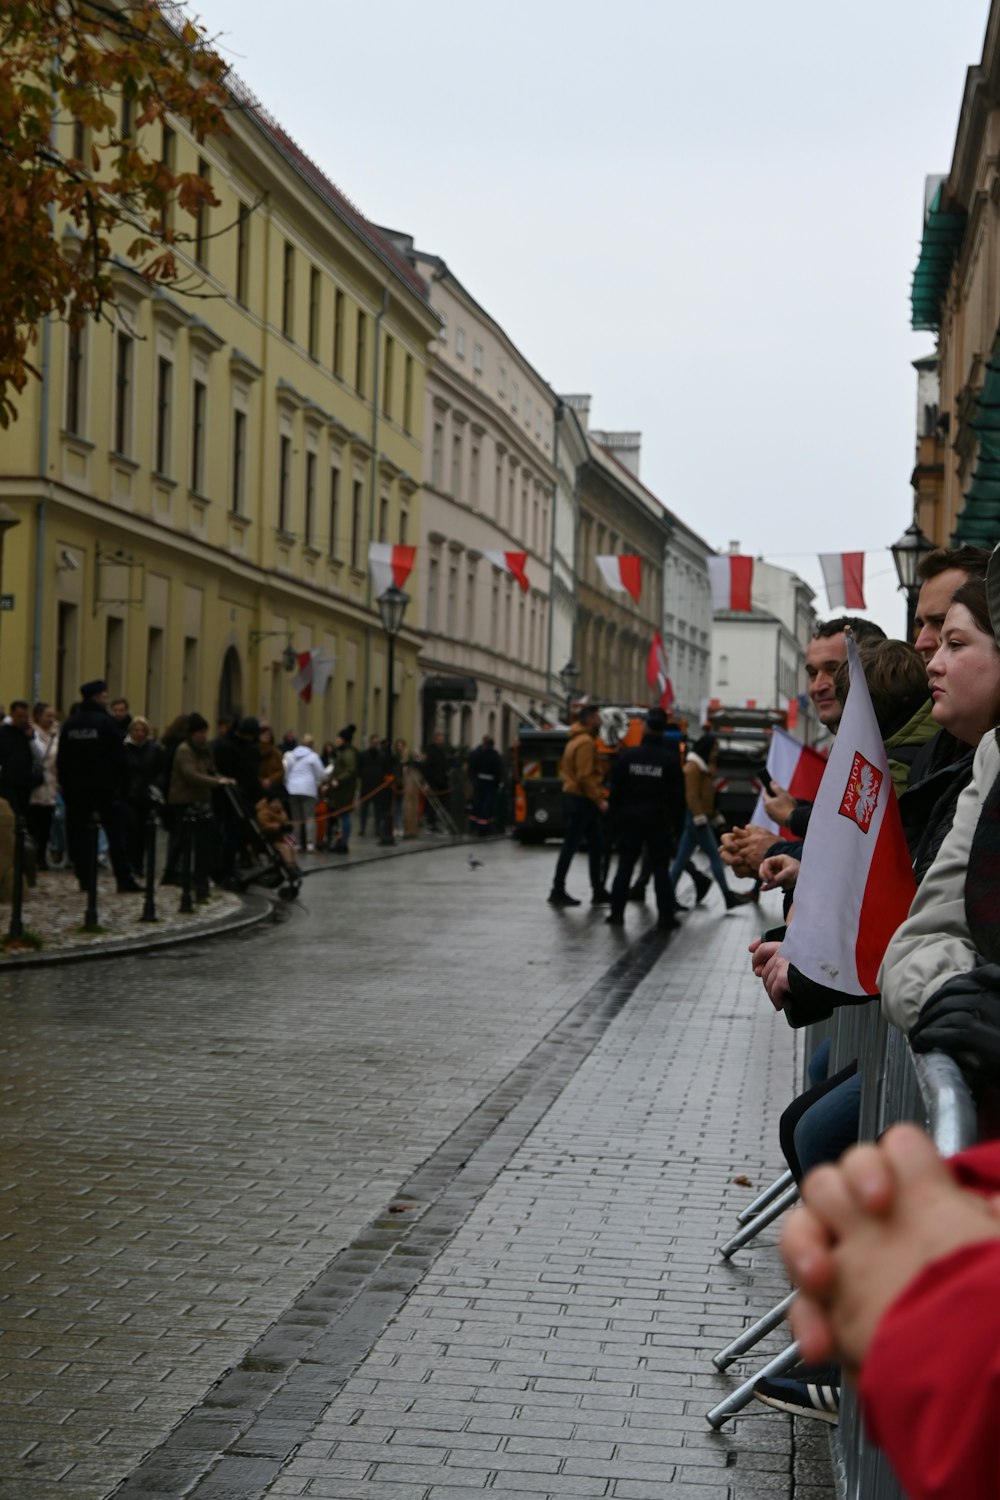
838, 752, 882, 834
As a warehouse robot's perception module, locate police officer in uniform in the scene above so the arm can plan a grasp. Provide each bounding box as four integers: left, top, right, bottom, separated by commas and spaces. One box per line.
606, 707, 686, 930
56, 679, 139, 892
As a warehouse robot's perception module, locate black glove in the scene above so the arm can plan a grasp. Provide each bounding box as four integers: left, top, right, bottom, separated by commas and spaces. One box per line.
909, 964, 1000, 1080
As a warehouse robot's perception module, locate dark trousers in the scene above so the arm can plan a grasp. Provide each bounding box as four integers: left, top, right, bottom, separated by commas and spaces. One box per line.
610, 818, 676, 920
779, 1061, 860, 1184
552, 794, 603, 895
470, 778, 497, 834
26, 804, 54, 869
65, 794, 132, 889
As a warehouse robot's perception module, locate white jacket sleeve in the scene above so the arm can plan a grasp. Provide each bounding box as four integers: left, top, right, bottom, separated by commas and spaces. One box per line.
879, 732, 999, 1035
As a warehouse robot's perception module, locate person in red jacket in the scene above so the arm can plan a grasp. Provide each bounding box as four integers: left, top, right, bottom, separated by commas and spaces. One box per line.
781, 1123, 1000, 1500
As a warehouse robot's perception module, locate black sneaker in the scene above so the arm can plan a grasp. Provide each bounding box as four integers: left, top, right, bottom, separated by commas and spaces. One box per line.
657, 913, 682, 931
605, 912, 625, 926
548, 890, 581, 907
693, 871, 713, 904
753, 1363, 841, 1424
724, 888, 754, 910
626, 885, 647, 903
591, 889, 612, 905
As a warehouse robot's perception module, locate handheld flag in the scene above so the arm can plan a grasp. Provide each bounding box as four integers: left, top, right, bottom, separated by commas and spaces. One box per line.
646, 632, 674, 712
749, 727, 827, 833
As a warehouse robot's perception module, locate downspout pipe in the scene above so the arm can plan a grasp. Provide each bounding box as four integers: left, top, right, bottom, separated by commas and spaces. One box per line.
545, 400, 561, 703
361, 286, 389, 741
33, 316, 51, 705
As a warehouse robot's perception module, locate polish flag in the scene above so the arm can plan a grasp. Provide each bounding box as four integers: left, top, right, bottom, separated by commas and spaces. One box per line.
749, 727, 828, 834
819, 552, 866, 610
369, 543, 416, 598
707, 554, 754, 611
646, 632, 674, 713
292, 648, 336, 704
780, 635, 916, 996
484, 550, 529, 592
595, 554, 642, 604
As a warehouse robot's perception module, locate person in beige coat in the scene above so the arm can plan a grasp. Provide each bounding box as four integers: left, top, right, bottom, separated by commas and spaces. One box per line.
668, 733, 752, 910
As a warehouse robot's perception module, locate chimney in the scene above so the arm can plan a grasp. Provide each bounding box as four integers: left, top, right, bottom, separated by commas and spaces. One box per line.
560, 393, 591, 431
591, 430, 642, 478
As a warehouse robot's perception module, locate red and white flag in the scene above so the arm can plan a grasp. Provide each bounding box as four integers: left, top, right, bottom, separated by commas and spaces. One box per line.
819, 551, 866, 611
292, 648, 335, 704
749, 727, 827, 834
646, 632, 674, 712
780, 635, 916, 996
484, 550, 529, 592
595, 554, 642, 604
369, 543, 415, 597
707, 554, 753, 611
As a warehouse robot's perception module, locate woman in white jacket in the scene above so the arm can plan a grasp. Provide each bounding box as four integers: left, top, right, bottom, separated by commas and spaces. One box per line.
282, 734, 326, 852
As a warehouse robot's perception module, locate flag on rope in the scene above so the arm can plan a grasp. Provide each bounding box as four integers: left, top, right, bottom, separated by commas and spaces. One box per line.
707, 553, 754, 611
749, 727, 828, 834
646, 632, 674, 712
484, 550, 530, 591
780, 635, 916, 996
595, 554, 642, 604
819, 551, 866, 611
368, 543, 416, 598
292, 649, 336, 704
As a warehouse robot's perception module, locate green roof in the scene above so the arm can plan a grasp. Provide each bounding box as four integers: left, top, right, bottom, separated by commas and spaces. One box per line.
954, 348, 1000, 547
910, 184, 966, 333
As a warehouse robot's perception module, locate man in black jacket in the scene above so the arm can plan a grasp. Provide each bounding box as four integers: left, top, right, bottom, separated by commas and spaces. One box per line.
56, 679, 139, 892
607, 708, 687, 931
467, 735, 503, 836
0, 701, 38, 816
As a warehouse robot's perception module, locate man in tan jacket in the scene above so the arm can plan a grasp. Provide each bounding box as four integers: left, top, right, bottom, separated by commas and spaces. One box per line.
548, 703, 610, 907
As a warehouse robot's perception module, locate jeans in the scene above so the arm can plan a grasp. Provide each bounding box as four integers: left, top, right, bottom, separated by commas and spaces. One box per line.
669, 814, 729, 896
288, 794, 316, 848
780, 1062, 861, 1183
552, 795, 604, 894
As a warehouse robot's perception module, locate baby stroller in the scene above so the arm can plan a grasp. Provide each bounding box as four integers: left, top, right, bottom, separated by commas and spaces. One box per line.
220, 785, 301, 901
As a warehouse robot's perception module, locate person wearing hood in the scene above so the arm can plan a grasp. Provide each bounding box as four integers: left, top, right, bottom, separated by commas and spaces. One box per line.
283, 733, 326, 851
327, 725, 359, 853
548, 702, 610, 907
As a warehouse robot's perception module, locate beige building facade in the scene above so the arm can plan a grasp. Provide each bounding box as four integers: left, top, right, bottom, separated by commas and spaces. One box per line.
0, 79, 437, 741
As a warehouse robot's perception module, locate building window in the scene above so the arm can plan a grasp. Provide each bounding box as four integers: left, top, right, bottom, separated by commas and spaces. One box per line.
308, 267, 320, 359
399, 504, 409, 545
455, 327, 465, 359
473, 342, 483, 373
403, 353, 414, 433
160, 125, 175, 234
65, 323, 84, 435
438, 310, 447, 343
355, 310, 367, 395
383, 334, 394, 418
525, 397, 532, 429
465, 568, 476, 639
235, 201, 249, 305
72, 118, 86, 164
494, 454, 503, 517
470, 442, 480, 507
328, 467, 340, 558
490, 577, 499, 642
191, 379, 206, 492
114, 331, 132, 455
282, 241, 294, 338
231, 408, 246, 515
427, 555, 439, 630
498, 364, 506, 397
378, 492, 389, 544
278, 434, 291, 532
511, 380, 518, 412
155, 356, 172, 475
431, 422, 443, 489
451, 432, 462, 497
446, 563, 458, 635
326, 291, 342, 381
350, 477, 363, 568
194, 156, 210, 266
304, 451, 317, 546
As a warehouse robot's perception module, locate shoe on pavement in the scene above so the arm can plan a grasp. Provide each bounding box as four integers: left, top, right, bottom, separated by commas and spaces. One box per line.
626, 885, 647, 903
657, 913, 682, 931
753, 1363, 841, 1424
693, 871, 713, 904
724, 888, 754, 910
548, 889, 581, 907
591, 889, 612, 905
605, 912, 625, 926
116, 879, 142, 893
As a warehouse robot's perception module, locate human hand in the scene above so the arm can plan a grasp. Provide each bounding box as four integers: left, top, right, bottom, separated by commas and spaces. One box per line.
763, 781, 797, 825
759, 854, 800, 890
748, 937, 781, 977
761, 951, 791, 1009
782, 1125, 1000, 1379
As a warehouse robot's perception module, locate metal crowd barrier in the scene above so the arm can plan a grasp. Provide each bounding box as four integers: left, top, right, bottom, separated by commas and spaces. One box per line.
706, 996, 979, 1493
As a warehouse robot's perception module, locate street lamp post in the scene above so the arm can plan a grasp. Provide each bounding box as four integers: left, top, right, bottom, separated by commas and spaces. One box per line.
890, 521, 935, 640
376, 584, 410, 847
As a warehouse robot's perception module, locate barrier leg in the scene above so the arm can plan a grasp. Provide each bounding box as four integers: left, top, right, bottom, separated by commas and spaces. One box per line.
718, 1183, 799, 1259
712, 1291, 796, 1370
705, 1340, 801, 1430
736, 1169, 794, 1224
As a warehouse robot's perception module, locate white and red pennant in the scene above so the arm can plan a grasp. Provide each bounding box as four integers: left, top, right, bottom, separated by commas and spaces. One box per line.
707, 554, 754, 611
484, 551, 530, 591
646, 632, 674, 713
819, 552, 866, 611
368, 542, 416, 597
595, 554, 642, 604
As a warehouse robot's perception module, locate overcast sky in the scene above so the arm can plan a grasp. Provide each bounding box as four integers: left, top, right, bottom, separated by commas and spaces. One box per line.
194, 0, 988, 636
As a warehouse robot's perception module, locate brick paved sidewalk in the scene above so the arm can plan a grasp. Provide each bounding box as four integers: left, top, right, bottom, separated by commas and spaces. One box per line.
258, 895, 831, 1500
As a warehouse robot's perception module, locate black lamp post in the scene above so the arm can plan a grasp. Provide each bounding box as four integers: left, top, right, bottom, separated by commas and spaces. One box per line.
558, 660, 579, 723
376, 584, 409, 846
890, 521, 935, 639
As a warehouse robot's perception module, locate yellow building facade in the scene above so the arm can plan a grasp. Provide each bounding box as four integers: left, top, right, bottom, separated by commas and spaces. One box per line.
0, 79, 437, 740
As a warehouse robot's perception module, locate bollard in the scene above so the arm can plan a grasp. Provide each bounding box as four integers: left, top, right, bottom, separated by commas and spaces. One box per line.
179, 807, 195, 914
139, 804, 158, 923
83, 811, 100, 930
6, 811, 26, 941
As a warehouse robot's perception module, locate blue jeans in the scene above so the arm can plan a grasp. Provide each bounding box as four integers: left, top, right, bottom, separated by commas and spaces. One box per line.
669, 813, 729, 896
552, 795, 604, 895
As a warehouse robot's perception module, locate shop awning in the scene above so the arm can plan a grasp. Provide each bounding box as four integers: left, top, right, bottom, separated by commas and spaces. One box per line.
954, 349, 1000, 547
910, 184, 966, 333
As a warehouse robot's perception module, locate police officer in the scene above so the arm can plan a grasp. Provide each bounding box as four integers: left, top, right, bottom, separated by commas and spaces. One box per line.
606, 707, 686, 930
56, 679, 139, 892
